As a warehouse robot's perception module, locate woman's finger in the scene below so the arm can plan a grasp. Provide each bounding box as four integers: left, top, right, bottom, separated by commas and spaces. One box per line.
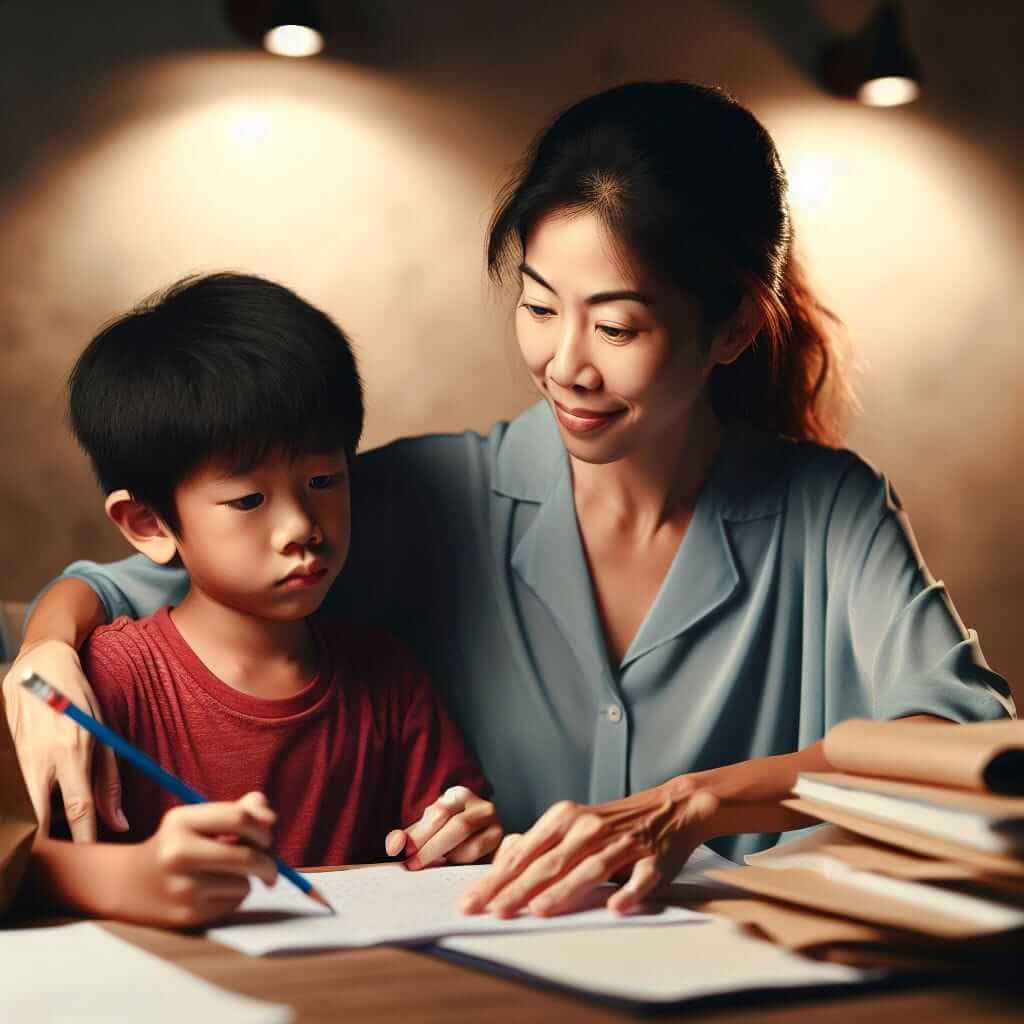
94, 742, 128, 832
607, 855, 663, 914
481, 810, 608, 917
527, 833, 639, 917
460, 833, 521, 914
57, 742, 98, 843
458, 805, 575, 914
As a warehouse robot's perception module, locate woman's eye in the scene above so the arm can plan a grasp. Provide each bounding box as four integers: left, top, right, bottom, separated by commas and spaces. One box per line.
520, 302, 554, 319
598, 324, 637, 342
310, 472, 344, 491
227, 493, 264, 511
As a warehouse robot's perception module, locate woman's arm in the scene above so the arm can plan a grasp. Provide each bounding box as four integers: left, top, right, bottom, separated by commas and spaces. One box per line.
2, 579, 122, 842
3, 555, 190, 842
460, 714, 950, 919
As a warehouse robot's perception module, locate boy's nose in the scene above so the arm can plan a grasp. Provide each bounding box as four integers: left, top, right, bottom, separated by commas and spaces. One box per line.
273, 505, 323, 551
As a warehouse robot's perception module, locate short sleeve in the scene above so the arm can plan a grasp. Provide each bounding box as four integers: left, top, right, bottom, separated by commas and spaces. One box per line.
826, 460, 1014, 723
30, 556, 189, 625
79, 622, 137, 732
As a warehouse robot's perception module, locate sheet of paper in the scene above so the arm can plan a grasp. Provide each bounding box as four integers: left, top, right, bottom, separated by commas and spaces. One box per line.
1, 922, 292, 1023
438, 919, 872, 1005
207, 863, 710, 956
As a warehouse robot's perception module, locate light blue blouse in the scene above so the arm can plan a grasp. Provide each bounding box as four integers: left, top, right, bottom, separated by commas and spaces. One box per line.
54, 401, 1013, 859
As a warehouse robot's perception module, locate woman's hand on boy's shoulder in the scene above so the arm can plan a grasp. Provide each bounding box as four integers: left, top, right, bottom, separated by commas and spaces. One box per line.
385, 786, 503, 871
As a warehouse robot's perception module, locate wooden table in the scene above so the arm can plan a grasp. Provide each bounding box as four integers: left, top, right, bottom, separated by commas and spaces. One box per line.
83, 919, 1024, 1023
11, 866, 1024, 1023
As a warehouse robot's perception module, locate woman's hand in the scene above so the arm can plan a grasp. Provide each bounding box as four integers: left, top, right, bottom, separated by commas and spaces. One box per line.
102, 791, 278, 929
459, 780, 719, 918
385, 786, 503, 869
2, 640, 126, 841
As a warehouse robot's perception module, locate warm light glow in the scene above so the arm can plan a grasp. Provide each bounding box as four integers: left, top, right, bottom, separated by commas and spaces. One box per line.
263, 24, 324, 58
229, 111, 272, 145
787, 153, 846, 211
858, 76, 920, 107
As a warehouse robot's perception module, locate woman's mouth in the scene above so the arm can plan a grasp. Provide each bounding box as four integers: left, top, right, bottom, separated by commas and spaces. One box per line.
551, 400, 626, 435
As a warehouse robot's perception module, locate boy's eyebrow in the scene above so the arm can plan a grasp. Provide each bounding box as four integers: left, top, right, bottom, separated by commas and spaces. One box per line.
519, 263, 653, 306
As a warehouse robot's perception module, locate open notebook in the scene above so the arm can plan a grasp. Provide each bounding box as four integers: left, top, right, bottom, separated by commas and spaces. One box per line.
207, 862, 710, 956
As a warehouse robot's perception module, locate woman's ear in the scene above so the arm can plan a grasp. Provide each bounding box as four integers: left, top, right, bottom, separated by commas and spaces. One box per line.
104, 489, 179, 565
710, 296, 764, 368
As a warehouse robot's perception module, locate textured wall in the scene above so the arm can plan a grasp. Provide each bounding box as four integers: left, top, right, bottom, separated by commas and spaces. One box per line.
1, 1, 1021, 702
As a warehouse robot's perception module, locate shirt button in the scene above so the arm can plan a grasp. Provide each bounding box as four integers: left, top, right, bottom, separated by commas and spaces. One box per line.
604, 704, 622, 723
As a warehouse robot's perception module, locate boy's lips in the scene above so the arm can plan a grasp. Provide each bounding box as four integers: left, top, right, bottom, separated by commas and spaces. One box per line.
277, 564, 329, 588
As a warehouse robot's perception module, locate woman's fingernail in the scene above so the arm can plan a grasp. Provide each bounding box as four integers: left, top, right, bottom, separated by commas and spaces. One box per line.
115, 809, 129, 830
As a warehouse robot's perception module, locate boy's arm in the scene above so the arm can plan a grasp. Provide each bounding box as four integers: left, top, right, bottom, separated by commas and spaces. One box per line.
1, 580, 124, 842
20, 793, 278, 929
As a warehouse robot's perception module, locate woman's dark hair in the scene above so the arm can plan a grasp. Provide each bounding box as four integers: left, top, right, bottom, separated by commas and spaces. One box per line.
488, 81, 850, 444
69, 272, 363, 532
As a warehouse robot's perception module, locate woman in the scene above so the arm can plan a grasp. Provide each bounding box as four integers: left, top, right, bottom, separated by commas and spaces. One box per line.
5, 82, 1012, 918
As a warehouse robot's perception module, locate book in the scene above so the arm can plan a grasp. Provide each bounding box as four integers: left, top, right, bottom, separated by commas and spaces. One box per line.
823, 719, 1024, 794
792, 772, 1024, 854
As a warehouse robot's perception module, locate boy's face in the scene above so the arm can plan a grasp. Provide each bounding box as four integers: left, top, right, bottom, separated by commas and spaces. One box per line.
170, 448, 350, 621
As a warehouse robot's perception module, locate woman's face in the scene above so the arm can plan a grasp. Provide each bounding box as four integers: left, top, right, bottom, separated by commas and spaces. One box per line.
516, 210, 726, 466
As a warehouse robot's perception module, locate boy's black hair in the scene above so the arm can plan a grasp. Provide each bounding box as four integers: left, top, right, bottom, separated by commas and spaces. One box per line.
69, 272, 364, 532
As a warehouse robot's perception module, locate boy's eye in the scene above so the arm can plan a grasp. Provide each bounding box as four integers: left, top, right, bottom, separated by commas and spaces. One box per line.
227, 493, 264, 511
520, 302, 555, 319
309, 472, 345, 491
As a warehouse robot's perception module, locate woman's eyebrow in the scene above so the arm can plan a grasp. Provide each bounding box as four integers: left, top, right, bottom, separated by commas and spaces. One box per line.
519, 263, 652, 306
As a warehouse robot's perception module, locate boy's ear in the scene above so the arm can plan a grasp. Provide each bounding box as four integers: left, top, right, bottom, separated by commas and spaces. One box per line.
104, 490, 179, 565
710, 295, 764, 368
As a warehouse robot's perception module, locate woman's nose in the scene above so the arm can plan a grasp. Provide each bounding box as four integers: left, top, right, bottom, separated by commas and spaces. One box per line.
548, 324, 601, 391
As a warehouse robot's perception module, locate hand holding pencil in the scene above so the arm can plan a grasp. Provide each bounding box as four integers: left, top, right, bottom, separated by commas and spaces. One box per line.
98, 791, 280, 929
21, 670, 335, 923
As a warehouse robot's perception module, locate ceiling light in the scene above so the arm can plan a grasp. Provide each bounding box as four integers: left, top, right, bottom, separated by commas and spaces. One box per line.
821, 2, 922, 108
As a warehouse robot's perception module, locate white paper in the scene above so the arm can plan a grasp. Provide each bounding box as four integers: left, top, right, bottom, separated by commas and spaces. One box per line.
438, 920, 872, 1004
207, 863, 710, 956
0, 922, 292, 1024
793, 776, 1024, 853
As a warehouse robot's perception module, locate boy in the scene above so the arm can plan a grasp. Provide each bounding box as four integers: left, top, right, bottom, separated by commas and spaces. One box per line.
29, 272, 499, 926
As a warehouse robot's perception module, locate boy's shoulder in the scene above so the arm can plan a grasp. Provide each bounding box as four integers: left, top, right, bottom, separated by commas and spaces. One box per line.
82, 608, 173, 677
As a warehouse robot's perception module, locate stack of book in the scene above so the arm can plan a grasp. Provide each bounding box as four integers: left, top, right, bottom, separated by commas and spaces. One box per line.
701, 718, 1024, 971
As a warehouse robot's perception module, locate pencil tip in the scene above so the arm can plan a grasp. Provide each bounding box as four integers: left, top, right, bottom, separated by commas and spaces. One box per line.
308, 887, 336, 914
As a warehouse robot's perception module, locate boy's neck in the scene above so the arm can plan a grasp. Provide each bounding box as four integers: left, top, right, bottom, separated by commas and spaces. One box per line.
170, 590, 319, 700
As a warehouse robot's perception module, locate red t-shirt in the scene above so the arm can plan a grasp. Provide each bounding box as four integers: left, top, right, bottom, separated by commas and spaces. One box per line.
82, 607, 489, 866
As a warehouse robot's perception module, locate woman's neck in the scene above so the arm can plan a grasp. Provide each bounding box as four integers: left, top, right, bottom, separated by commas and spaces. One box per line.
170, 590, 318, 699
570, 399, 723, 534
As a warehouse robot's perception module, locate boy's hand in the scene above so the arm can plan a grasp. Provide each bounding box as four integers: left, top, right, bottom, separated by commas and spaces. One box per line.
385, 786, 502, 870
105, 791, 278, 929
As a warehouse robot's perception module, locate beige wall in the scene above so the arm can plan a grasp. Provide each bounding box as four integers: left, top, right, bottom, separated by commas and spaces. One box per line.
1, 1, 1021, 701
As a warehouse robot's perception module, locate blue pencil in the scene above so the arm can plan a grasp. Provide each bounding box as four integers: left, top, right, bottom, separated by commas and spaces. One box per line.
21, 670, 334, 915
